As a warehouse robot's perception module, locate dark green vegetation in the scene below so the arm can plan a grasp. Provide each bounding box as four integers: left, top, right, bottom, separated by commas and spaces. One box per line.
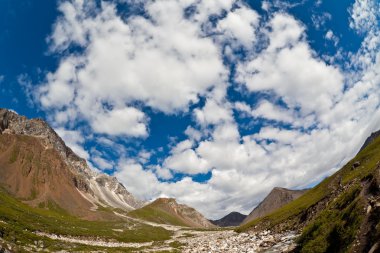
237, 134, 380, 252
297, 184, 363, 253
0, 187, 172, 252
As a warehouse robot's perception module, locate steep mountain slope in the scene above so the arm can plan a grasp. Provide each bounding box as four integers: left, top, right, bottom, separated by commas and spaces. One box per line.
238, 132, 380, 253
129, 198, 215, 228
0, 109, 143, 217
210, 212, 247, 227
0, 186, 172, 252
242, 188, 307, 225
360, 129, 380, 152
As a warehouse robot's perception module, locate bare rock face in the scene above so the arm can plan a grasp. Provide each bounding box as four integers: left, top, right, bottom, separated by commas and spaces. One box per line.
242, 187, 307, 225
0, 108, 144, 213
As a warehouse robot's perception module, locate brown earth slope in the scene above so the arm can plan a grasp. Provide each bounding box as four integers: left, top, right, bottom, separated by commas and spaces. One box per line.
0, 108, 143, 219
0, 134, 97, 219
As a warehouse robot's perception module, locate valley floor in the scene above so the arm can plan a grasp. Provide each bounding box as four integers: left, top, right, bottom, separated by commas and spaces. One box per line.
25, 223, 298, 252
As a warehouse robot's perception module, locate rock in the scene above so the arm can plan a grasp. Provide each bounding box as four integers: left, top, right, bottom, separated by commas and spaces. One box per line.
369, 242, 379, 253
0, 108, 144, 211
352, 161, 361, 169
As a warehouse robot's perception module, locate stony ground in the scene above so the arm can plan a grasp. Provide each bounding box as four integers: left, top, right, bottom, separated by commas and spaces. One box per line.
178, 230, 298, 253
1, 214, 298, 252
31, 227, 298, 252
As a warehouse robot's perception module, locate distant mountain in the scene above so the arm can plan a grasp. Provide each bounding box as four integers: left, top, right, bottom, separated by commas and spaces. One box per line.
129, 198, 215, 228
210, 212, 247, 227
238, 132, 380, 252
0, 109, 143, 219
359, 129, 380, 151
242, 187, 307, 225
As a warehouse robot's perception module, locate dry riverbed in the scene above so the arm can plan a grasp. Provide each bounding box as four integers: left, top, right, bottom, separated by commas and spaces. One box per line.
33, 227, 298, 252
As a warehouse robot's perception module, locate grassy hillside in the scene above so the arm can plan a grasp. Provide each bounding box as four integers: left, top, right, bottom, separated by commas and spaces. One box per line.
237, 134, 380, 252
128, 199, 189, 227
0, 187, 172, 252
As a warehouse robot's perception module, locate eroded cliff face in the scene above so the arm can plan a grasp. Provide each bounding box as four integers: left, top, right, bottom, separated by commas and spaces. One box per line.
0, 109, 144, 215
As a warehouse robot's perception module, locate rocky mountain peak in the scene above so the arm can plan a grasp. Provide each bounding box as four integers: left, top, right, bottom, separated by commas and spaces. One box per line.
0, 108, 143, 211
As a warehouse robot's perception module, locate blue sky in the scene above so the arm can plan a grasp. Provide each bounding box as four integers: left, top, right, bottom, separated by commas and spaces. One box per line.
0, 0, 379, 218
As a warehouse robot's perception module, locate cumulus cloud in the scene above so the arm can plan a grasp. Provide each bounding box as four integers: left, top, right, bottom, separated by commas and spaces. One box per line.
55, 128, 90, 160
236, 13, 344, 117
217, 6, 259, 48
235, 100, 295, 124
38, 0, 227, 137
92, 155, 114, 170
36, 0, 380, 219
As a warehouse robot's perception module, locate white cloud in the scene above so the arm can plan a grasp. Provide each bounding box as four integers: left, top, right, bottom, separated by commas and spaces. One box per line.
115, 160, 161, 199
217, 6, 259, 48
37, 0, 380, 220
236, 13, 344, 117
349, 0, 379, 33
152, 165, 173, 180
38, 0, 228, 137
261, 1, 270, 12
92, 156, 113, 170
235, 100, 295, 124
91, 107, 148, 137
325, 29, 339, 46
311, 12, 332, 30
163, 140, 210, 175
194, 99, 233, 126
55, 127, 90, 160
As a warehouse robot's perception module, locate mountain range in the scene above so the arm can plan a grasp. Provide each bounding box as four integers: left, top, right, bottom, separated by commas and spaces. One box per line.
1, 108, 380, 252
237, 129, 380, 252
0, 109, 211, 227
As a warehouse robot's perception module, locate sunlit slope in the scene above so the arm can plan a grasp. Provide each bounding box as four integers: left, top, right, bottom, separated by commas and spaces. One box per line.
0, 186, 172, 252
237, 134, 380, 252
129, 198, 215, 228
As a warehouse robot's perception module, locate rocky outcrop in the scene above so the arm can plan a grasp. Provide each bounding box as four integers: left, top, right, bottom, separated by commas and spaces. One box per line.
242, 187, 307, 225
210, 212, 247, 227
0, 108, 143, 213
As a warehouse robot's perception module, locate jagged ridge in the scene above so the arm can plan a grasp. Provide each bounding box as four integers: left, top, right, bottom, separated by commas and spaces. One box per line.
0, 109, 143, 215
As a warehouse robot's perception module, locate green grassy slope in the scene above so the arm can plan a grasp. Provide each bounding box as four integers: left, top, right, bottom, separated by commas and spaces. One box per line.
0, 187, 172, 252
128, 200, 189, 227
237, 135, 380, 252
